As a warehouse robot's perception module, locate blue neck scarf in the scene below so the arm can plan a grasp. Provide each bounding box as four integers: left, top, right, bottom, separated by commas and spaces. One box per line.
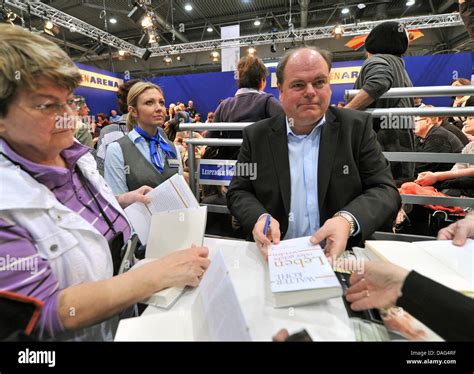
134, 125, 176, 173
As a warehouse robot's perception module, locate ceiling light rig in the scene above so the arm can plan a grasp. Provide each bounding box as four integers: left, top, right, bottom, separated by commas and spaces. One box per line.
332, 23, 344, 39
210, 49, 220, 62
163, 55, 172, 65
44, 20, 60, 36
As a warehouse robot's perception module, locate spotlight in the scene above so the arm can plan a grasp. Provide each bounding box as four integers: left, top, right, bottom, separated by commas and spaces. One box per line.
247, 46, 256, 55
0, 8, 21, 25
109, 16, 117, 24
341, 7, 350, 14
332, 24, 344, 39
44, 20, 60, 36
142, 49, 152, 61
210, 50, 220, 62
254, 18, 261, 26
128, 3, 147, 24
406, 0, 415, 6
176, 55, 183, 61
184, 4, 193, 11
118, 50, 126, 56
207, 26, 213, 32
149, 32, 158, 44
163, 55, 172, 65
141, 15, 153, 29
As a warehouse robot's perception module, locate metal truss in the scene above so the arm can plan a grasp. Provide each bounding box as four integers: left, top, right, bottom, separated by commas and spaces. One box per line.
149, 13, 464, 56
3, 2, 465, 59
5, 0, 146, 57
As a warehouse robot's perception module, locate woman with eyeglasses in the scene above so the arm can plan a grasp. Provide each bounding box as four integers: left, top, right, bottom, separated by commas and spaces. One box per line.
104, 81, 183, 194
0, 24, 209, 341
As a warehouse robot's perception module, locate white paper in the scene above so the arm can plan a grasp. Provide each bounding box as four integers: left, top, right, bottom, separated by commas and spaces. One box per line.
146, 206, 207, 258
198, 250, 252, 341
124, 174, 199, 244
124, 202, 151, 244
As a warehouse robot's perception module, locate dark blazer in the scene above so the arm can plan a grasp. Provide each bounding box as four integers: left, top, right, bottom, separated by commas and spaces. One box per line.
227, 107, 401, 246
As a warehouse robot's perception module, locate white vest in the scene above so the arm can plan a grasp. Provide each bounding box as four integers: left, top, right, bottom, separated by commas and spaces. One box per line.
0, 145, 131, 341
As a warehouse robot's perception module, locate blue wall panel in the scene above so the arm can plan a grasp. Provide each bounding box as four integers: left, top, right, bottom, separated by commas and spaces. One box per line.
75, 53, 472, 119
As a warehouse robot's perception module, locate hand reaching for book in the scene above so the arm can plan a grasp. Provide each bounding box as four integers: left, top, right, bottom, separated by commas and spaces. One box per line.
151, 246, 211, 289
345, 261, 409, 311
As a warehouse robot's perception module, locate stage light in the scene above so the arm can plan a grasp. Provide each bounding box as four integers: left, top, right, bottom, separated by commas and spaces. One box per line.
128, 3, 147, 24
332, 24, 344, 39
210, 50, 220, 62
44, 20, 60, 36
163, 55, 172, 65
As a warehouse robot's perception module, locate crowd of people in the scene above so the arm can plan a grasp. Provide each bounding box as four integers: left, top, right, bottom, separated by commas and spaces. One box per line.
0, 10, 473, 344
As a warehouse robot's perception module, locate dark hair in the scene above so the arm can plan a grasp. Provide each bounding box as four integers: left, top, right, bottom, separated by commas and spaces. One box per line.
237, 55, 268, 89
116, 79, 140, 113
276, 47, 332, 85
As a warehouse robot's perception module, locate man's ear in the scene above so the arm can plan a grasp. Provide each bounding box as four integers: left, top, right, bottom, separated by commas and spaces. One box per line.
278, 84, 282, 99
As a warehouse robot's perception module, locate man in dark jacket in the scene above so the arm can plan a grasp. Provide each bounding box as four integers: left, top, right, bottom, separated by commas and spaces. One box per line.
346, 21, 415, 185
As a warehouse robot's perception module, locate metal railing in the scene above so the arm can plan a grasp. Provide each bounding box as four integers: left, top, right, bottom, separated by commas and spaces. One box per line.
345, 85, 474, 101
181, 90, 474, 212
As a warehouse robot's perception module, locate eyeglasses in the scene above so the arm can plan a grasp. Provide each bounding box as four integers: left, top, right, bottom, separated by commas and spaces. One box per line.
30, 99, 78, 116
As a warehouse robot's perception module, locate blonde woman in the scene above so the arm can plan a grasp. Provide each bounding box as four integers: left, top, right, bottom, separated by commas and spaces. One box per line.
0, 25, 209, 341
104, 82, 183, 194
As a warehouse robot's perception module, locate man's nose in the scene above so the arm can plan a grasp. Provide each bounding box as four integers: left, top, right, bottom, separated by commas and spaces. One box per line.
303, 83, 316, 97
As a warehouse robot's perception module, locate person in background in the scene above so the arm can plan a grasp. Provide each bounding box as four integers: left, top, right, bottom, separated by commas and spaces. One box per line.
91, 113, 110, 147
193, 112, 202, 123
346, 21, 415, 185
204, 54, 284, 160
186, 100, 197, 119
0, 24, 210, 341
95, 79, 141, 175
109, 109, 121, 123
73, 96, 93, 148
104, 81, 183, 194
206, 112, 214, 123
415, 116, 474, 196
451, 78, 474, 129
414, 97, 423, 107
414, 111, 463, 174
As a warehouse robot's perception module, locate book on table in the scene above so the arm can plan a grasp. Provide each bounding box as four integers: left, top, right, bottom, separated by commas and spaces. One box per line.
268, 236, 343, 308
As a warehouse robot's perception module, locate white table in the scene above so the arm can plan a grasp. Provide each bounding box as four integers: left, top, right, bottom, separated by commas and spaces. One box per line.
115, 237, 355, 341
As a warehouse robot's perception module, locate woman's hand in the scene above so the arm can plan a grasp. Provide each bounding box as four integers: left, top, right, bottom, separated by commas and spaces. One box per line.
146, 246, 211, 290
346, 261, 409, 311
415, 171, 438, 186
116, 185, 153, 208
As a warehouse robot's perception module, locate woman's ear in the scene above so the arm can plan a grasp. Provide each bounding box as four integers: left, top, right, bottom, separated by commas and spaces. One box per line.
128, 105, 137, 118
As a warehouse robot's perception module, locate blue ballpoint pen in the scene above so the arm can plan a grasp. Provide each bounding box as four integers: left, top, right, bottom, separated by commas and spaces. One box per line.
263, 214, 271, 237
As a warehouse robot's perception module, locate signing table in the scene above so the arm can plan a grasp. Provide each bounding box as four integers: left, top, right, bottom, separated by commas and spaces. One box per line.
115, 237, 355, 341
